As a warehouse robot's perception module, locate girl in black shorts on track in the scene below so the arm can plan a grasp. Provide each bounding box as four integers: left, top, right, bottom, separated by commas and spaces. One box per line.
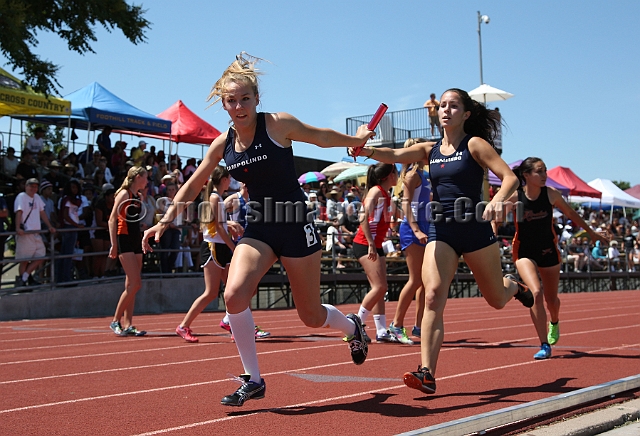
500, 157, 608, 360
174, 165, 245, 343
350, 88, 535, 395
143, 52, 376, 406
108, 166, 148, 337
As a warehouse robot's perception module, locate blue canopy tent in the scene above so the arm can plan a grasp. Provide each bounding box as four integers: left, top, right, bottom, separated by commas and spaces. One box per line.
13, 82, 171, 132
12, 82, 171, 155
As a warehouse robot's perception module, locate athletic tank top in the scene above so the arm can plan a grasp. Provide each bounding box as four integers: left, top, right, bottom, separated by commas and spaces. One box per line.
402, 168, 431, 225
224, 113, 306, 221
203, 191, 228, 243
353, 186, 392, 248
513, 187, 556, 248
116, 190, 141, 237
428, 135, 483, 219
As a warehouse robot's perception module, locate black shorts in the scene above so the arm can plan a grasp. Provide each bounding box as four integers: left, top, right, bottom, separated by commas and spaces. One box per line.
513, 240, 561, 268
242, 222, 322, 258
427, 219, 496, 256
352, 241, 385, 259
117, 233, 142, 255
200, 241, 232, 269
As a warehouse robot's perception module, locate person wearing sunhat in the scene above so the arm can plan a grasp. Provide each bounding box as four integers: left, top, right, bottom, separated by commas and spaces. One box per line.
326, 187, 341, 220
44, 160, 65, 196
38, 180, 57, 227
14, 178, 56, 289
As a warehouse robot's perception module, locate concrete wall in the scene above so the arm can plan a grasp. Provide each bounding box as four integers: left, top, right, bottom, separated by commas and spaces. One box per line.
0, 277, 220, 321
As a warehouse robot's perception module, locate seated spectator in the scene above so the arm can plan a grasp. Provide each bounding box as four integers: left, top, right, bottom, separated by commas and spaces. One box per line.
131, 140, 148, 167
623, 227, 637, 272
155, 161, 169, 187
15, 149, 38, 181
158, 183, 182, 273
170, 160, 184, 186
24, 126, 46, 154
566, 236, 586, 272
39, 180, 57, 228
83, 151, 101, 177
2, 146, 19, 177
63, 163, 79, 179
14, 178, 56, 288
326, 218, 349, 268
326, 188, 341, 220
183, 158, 197, 182
56, 179, 84, 283
0, 196, 8, 287
93, 155, 114, 183
92, 186, 116, 278
44, 160, 65, 196
607, 240, 621, 272
111, 141, 127, 175
590, 239, 607, 270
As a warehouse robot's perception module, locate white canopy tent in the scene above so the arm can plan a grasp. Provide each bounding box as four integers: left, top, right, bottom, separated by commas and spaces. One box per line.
570, 178, 640, 222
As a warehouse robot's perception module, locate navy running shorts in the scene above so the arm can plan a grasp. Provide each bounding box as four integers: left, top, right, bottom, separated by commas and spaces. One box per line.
241, 221, 322, 258
427, 218, 496, 256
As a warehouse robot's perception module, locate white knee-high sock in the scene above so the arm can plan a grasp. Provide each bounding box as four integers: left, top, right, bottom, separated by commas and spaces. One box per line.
227, 308, 260, 383
357, 305, 371, 325
373, 314, 387, 336
321, 304, 357, 336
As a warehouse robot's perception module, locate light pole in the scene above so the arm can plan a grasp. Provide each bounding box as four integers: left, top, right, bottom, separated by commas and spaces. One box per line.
477, 11, 490, 86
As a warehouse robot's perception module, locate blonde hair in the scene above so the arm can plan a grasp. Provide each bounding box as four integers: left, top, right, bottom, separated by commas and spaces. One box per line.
199, 165, 230, 233
116, 166, 147, 196
399, 138, 426, 183
206, 52, 266, 108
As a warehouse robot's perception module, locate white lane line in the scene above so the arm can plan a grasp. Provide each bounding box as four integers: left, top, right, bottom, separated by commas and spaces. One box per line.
129, 343, 640, 436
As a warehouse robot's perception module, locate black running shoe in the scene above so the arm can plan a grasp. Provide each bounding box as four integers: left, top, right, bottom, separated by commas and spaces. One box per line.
505, 274, 534, 308
403, 365, 437, 394
345, 313, 368, 365
220, 374, 266, 406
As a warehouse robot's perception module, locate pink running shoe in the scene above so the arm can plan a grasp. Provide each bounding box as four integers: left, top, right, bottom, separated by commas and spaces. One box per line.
176, 325, 198, 343
220, 320, 232, 333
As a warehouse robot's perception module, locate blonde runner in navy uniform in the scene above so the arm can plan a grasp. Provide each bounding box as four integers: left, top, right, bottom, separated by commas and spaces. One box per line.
143, 53, 374, 406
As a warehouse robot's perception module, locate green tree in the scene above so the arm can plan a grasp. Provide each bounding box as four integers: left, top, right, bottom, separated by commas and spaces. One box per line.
612, 180, 631, 191
0, 0, 149, 95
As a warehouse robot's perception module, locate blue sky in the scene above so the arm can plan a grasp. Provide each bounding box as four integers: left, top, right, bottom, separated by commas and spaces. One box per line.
2, 0, 639, 185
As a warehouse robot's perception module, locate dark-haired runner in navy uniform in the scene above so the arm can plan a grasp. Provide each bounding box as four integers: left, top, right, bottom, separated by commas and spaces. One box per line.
350, 88, 535, 395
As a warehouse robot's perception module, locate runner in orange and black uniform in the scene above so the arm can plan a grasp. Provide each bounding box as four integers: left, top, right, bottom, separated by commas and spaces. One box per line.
504, 157, 608, 360
108, 166, 149, 337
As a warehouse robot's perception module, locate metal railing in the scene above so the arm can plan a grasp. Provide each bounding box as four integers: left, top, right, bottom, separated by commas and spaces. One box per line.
346, 106, 442, 148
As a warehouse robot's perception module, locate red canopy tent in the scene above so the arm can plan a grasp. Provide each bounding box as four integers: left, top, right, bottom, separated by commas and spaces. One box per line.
625, 184, 640, 200
115, 100, 221, 160
117, 100, 220, 143
547, 166, 601, 198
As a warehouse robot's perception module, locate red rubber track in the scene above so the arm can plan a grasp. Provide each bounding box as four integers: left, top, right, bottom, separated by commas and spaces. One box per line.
0, 290, 638, 435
